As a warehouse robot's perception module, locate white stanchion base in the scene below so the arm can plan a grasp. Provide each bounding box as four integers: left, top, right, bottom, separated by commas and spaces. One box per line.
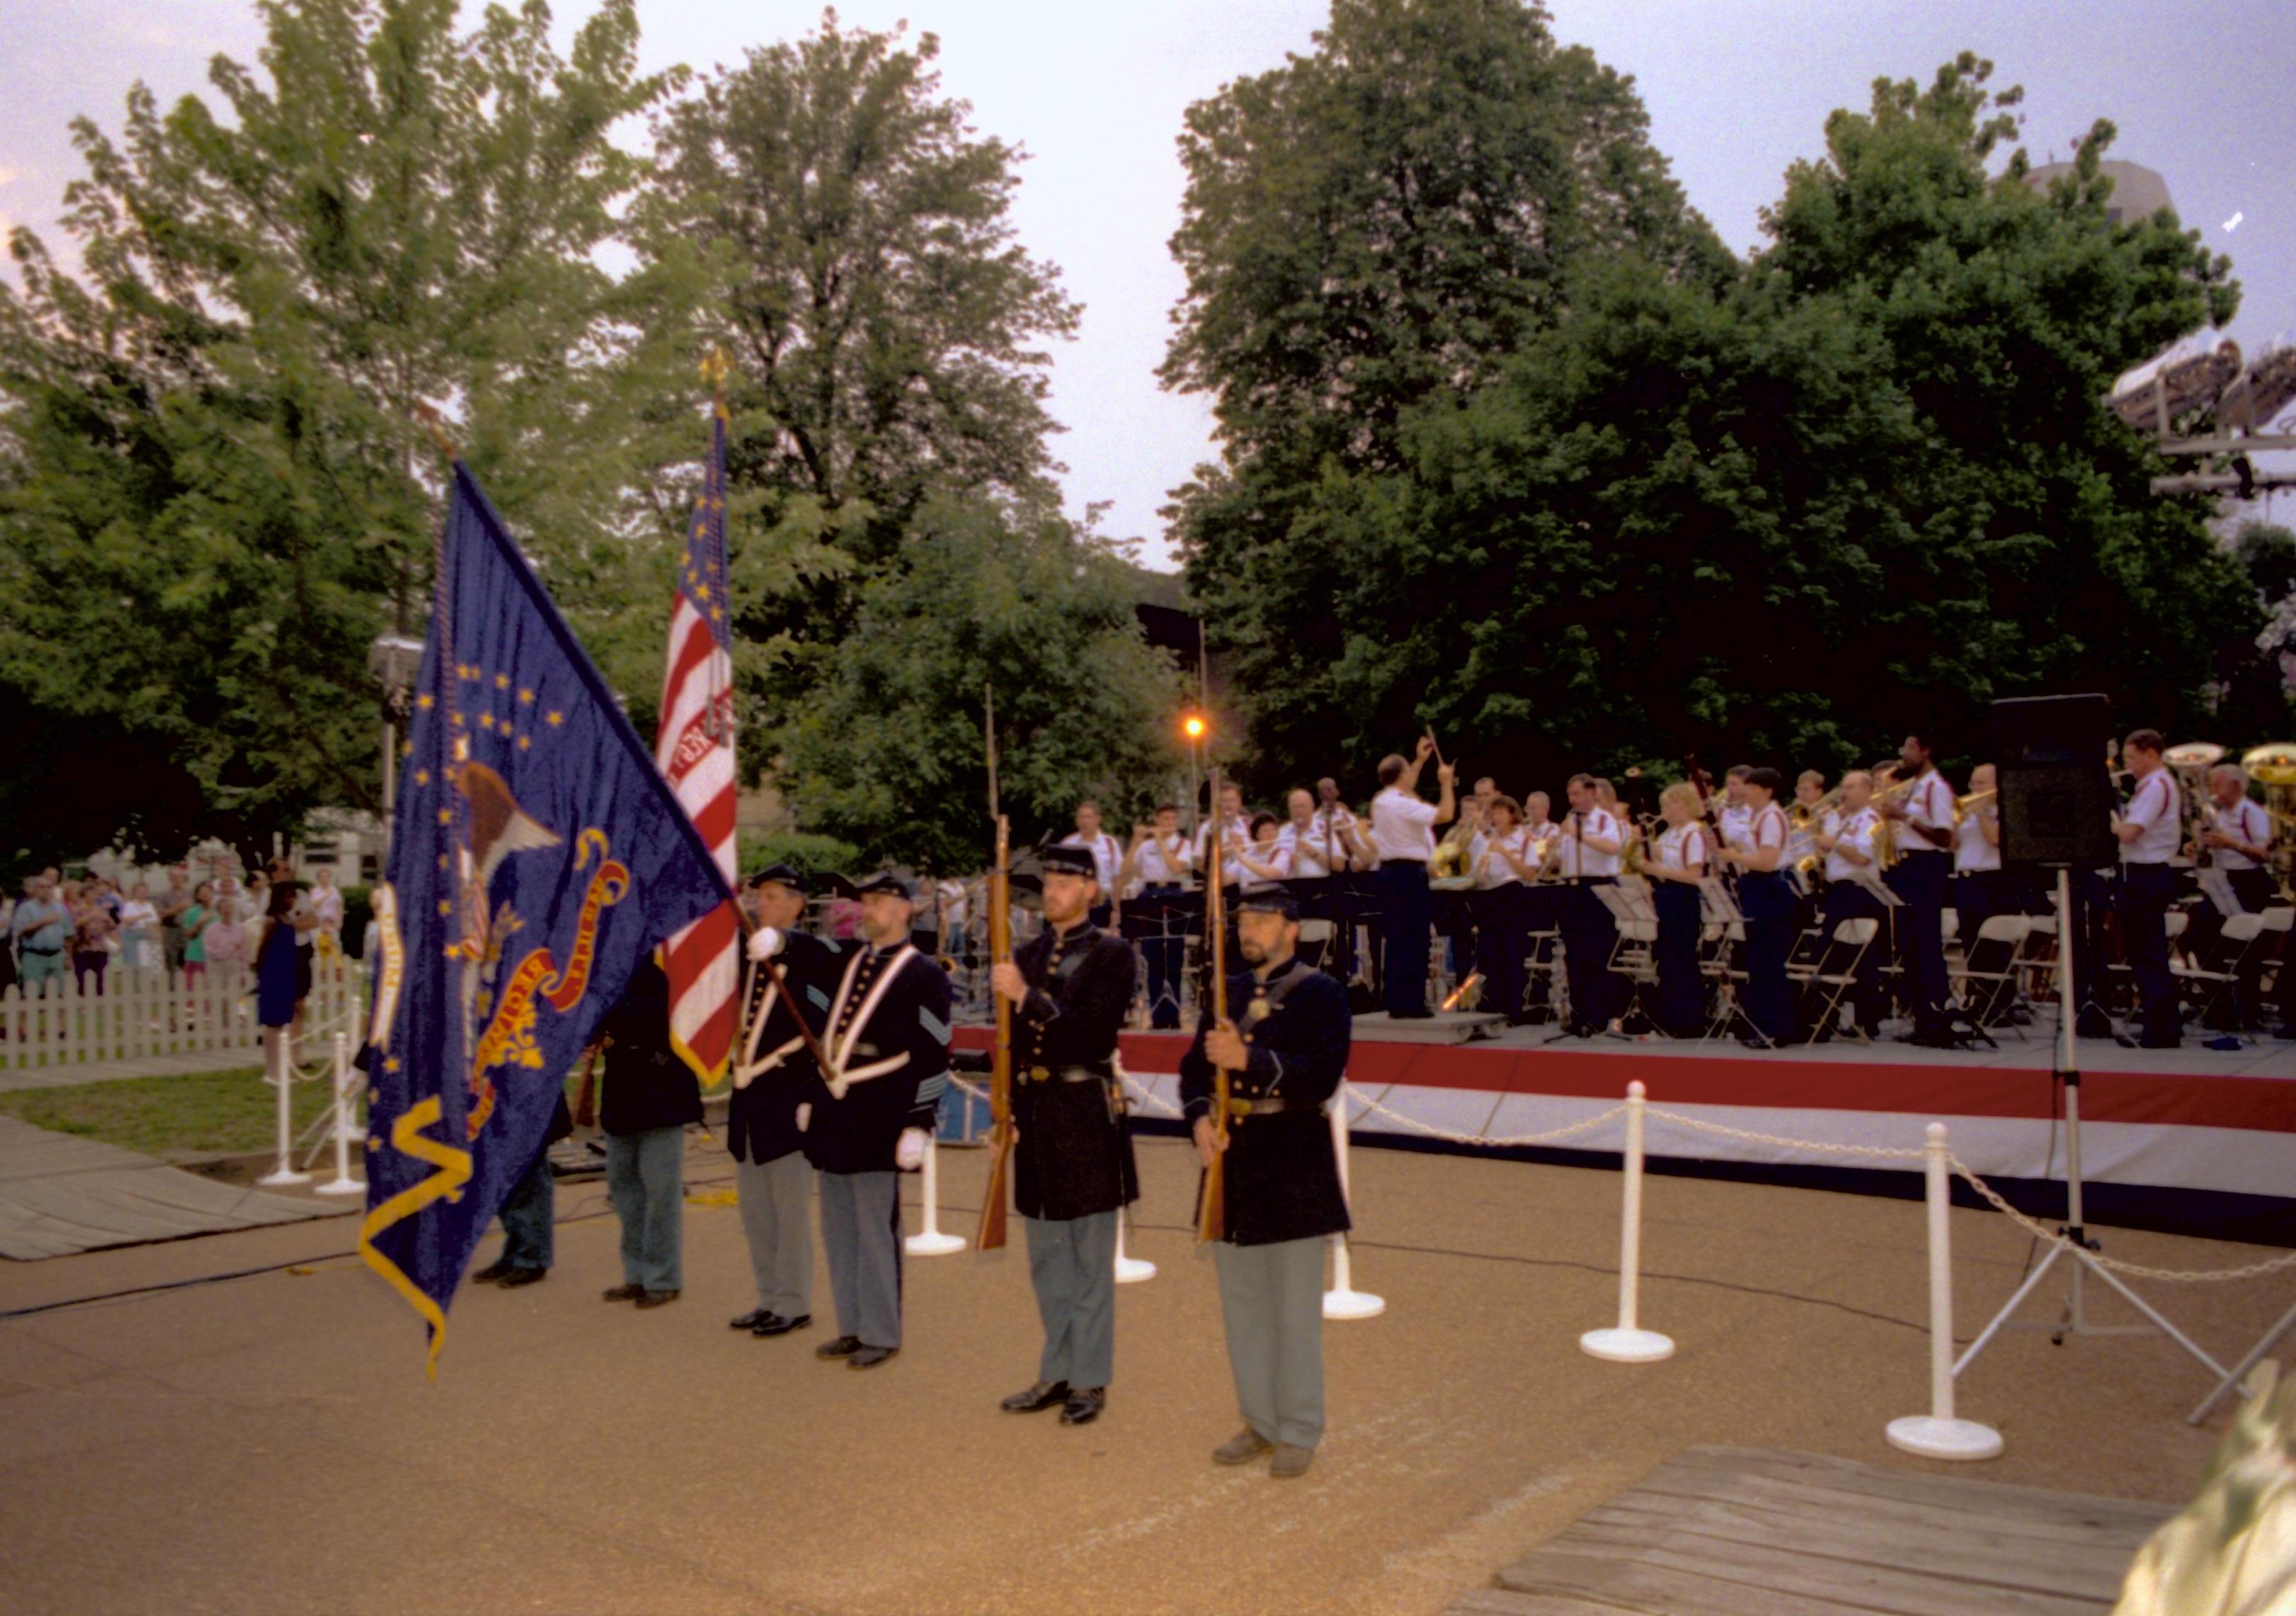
1580, 1326, 1676, 1363
1115, 1255, 1158, 1284
256, 1167, 311, 1187
315, 1174, 364, 1197
905, 1231, 967, 1256
1324, 1288, 1385, 1320
1885, 1415, 2003, 1461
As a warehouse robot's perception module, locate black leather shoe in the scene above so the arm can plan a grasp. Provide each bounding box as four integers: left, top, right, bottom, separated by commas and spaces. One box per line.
496, 1266, 546, 1289
1001, 1379, 1070, 1413
601, 1283, 645, 1303
752, 1313, 811, 1337
846, 1345, 898, 1369
634, 1288, 680, 1309
729, 1308, 771, 1330
1059, 1387, 1105, 1425
816, 1334, 863, 1359
471, 1259, 517, 1285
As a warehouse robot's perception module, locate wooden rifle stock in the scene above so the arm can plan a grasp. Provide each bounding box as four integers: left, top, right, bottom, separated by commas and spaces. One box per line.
977, 814, 1015, 1252
1195, 776, 1231, 1245
570, 1041, 602, 1129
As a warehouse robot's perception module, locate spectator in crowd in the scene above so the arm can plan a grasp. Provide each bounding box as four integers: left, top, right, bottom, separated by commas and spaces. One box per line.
181, 882, 217, 981
69, 882, 118, 994
0, 885, 16, 1001
117, 882, 160, 976
308, 867, 345, 955
254, 882, 303, 1061
159, 865, 193, 973
203, 891, 250, 971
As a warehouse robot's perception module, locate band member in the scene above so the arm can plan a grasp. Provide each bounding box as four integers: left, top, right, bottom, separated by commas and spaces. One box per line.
1718, 767, 1794, 1045
991, 845, 1139, 1427
1370, 737, 1456, 1019
1313, 777, 1375, 869
1553, 773, 1623, 1035
1813, 771, 1889, 1036
2112, 730, 2182, 1048
727, 865, 840, 1339
1715, 765, 1755, 853
1952, 763, 2005, 946
1198, 780, 1251, 871
1521, 791, 1560, 860
1059, 801, 1125, 928
1472, 795, 1539, 1023
1179, 884, 1352, 1481
802, 872, 953, 1368
595, 955, 702, 1307
1234, 814, 1293, 882
1119, 804, 1193, 1028
2197, 762, 2277, 1028
1876, 734, 1956, 1045
1278, 787, 1350, 980
1647, 782, 1711, 1038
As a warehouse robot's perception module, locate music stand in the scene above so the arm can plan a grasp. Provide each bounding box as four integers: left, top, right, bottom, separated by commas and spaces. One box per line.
1943, 868, 2232, 1449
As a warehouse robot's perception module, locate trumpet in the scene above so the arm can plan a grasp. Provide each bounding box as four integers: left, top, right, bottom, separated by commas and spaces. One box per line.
1790, 785, 1844, 832
1954, 787, 1996, 823
2165, 741, 2227, 867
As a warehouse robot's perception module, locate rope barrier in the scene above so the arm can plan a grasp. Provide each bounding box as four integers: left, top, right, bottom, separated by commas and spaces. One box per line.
1946, 1157, 2296, 1284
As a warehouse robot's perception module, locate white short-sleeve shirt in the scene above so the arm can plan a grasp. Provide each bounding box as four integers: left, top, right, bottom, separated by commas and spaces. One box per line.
1825, 807, 1879, 883
1371, 787, 1438, 863
2120, 770, 2180, 865
1556, 806, 1623, 879
1954, 804, 2000, 873
2210, 797, 2271, 872
1058, 832, 1123, 892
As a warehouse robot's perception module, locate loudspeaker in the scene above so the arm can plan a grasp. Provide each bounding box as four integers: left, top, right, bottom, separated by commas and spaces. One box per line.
1990, 695, 2117, 866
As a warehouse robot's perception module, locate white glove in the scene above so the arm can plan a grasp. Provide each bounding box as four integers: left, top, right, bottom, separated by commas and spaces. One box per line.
895, 1127, 928, 1172
746, 926, 784, 961
795, 1102, 811, 1133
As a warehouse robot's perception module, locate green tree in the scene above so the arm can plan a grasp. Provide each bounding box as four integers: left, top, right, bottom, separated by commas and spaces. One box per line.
780, 496, 1181, 871
1176, 50, 2256, 794
641, 12, 1081, 742
1162, 0, 1727, 792
0, 0, 689, 845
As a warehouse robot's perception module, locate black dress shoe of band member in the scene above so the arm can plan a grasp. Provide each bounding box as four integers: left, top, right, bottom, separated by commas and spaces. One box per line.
752, 1313, 811, 1337
846, 1345, 898, 1369
601, 1282, 646, 1302
471, 1258, 517, 1285
496, 1267, 546, 1289
816, 1334, 864, 1359
1001, 1379, 1070, 1414
1059, 1388, 1106, 1426
728, 1308, 772, 1331
634, 1288, 680, 1309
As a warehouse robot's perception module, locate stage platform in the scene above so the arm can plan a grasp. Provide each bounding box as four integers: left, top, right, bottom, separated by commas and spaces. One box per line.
951, 1016, 2296, 1246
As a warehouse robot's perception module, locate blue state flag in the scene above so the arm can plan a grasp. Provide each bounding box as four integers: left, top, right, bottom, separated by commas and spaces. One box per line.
361, 464, 731, 1371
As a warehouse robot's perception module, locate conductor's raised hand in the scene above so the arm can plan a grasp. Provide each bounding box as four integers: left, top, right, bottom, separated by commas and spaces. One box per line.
1436, 762, 1456, 788
1414, 734, 1436, 762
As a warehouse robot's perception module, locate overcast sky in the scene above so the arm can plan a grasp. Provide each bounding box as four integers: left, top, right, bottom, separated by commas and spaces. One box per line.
5, 0, 2292, 566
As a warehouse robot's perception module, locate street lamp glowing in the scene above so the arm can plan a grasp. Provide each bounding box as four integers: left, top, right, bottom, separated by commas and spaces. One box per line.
1183, 714, 1207, 741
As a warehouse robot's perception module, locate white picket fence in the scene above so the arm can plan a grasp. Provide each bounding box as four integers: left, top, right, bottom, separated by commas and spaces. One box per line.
0, 956, 366, 1072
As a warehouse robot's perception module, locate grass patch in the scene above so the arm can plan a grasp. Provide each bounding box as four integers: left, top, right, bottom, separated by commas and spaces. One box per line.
0, 1067, 336, 1157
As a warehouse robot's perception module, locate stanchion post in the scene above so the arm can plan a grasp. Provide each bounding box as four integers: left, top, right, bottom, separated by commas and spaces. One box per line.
1323, 1091, 1385, 1320
905, 1135, 967, 1256
1114, 1206, 1157, 1284
1580, 1080, 1674, 1362
256, 1028, 310, 1187
1887, 1123, 2003, 1460
316, 1031, 363, 1196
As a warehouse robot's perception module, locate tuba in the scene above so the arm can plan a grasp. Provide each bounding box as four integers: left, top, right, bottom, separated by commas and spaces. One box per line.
2242, 741, 2296, 898
2164, 741, 2227, 866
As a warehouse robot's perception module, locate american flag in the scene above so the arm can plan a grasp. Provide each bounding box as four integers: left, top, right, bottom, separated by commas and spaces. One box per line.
655, 405, 739, 1086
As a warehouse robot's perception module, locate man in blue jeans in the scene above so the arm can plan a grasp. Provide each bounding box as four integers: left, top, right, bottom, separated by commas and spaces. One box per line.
594, 955, 701, 1307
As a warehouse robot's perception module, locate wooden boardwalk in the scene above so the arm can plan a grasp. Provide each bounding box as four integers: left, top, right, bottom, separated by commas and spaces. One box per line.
1453, 1446, 2173, 1616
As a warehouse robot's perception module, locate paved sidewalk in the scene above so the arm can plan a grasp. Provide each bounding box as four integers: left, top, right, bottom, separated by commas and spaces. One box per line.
0, 1048, 266, 1094
0, 1115, 352, 1259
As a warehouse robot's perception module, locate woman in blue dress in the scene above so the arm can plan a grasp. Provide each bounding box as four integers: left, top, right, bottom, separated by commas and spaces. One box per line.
255, 884, 303, 1040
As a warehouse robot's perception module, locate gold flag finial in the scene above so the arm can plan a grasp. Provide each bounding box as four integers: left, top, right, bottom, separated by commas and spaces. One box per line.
412, 401, 458, 461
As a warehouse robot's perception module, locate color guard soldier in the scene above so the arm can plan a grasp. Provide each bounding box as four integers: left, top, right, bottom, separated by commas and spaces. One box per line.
991, 844, 1140, 1427
802, 872, 953, 1369
727, 865, 841, 1339
1180, 884, 1352, 1481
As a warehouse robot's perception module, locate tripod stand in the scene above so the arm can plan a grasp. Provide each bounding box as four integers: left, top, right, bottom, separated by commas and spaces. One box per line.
1954, 868, 2231, 1386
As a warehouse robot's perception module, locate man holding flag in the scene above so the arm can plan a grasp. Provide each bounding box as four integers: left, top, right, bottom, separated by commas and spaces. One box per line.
359, 461, 731, 1370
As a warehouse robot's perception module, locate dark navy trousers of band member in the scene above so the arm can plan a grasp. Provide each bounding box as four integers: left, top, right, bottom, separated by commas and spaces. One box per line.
1885, 850, 1951, 1036
1651, 880, 1704, 1037
1010, 914, 1142, 1391
1181, 955, 1353, 1451
2117, 862, 2181, 1044
803, 941, 953, 1350
1378, 857, 1432, 1016
1737, 870, 1796, 1043
1136, 884, 1186, 1029
729, 934, 845, 1321
1559, 877, 1621, 1032
597, 960, 702, 1294
1819, 880, 1891, 1034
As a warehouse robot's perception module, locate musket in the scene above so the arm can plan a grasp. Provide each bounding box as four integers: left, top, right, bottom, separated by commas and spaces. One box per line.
976, 689, 1016, 1253
1195, 765, 1232, 1245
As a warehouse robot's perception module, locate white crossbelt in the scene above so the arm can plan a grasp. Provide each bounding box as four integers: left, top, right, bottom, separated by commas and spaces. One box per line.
821, 944, 920, 1099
